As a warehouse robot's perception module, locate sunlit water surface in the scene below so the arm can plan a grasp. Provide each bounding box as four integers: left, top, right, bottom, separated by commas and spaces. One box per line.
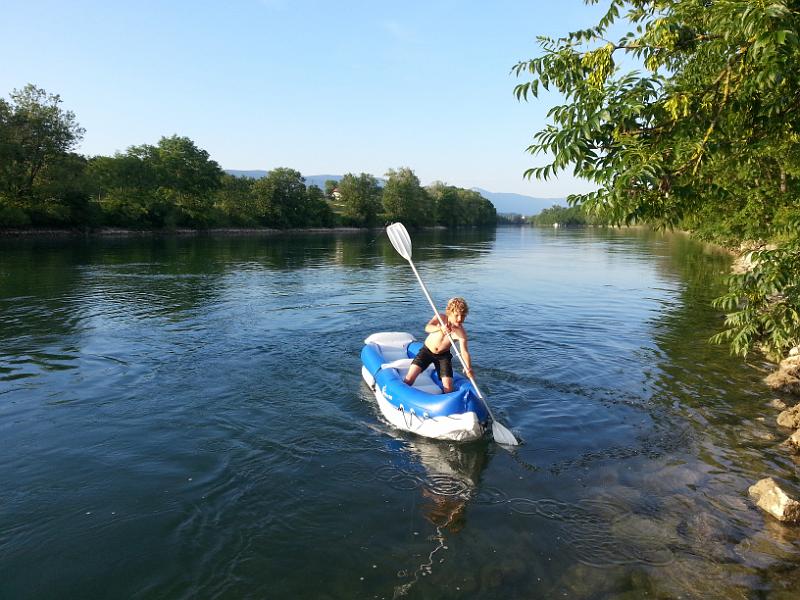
1, 228, 798, 599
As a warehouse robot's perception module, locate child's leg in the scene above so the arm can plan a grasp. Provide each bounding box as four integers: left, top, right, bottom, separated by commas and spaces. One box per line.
405, 346, 433, 387
438, 354, 455, 393
441, 376, 454, 393
404, 364, 423, 386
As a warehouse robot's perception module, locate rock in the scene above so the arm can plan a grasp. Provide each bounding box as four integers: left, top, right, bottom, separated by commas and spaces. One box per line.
748, 477, 800, 523
769, 398, 788, 411
790, 346, 799, 357
784, 354, 800, 373
731, 253, 755, 274
765, 355, 800, 397
781, 430, 800, 454
751, 430, 777, 442
732, 244, 762, 274
776, 404, 800, 429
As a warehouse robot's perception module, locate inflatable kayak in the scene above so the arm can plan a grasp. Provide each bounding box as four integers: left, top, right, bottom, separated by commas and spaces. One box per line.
361, 332, 489, 441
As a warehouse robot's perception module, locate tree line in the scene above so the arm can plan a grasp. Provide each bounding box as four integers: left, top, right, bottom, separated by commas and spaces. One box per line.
515, 0, 800, 361
496, 204, 614, 226
527, 204, 608, 227
0, 85, 496, 230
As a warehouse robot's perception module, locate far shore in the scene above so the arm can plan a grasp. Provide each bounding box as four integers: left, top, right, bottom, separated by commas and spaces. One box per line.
0, 226, 373, 238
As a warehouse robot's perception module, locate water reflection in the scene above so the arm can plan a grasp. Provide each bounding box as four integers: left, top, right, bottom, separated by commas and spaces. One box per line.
386, 434, 490, 597
0, 230, 497, 383
376, 227, 496, 267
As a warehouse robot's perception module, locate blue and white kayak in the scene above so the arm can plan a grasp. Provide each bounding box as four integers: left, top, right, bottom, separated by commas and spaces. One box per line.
361, 332, 490, 441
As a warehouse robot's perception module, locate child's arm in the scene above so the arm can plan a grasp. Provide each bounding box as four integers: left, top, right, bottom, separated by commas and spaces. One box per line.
424, 313, 448, 334
459, 337, 474, 377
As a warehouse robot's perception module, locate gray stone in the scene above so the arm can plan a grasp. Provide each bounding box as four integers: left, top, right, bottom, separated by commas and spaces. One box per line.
748, 477, 800, 523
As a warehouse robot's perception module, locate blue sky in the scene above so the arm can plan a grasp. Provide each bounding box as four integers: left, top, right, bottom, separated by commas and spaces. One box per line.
2, 0, 609, 197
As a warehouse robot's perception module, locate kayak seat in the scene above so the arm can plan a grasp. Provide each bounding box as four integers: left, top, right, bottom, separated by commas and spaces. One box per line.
376, 344, 409, 362
381, 358, 442, 395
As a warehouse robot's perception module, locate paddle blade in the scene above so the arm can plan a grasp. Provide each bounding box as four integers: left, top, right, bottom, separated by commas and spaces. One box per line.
492, 421, 519, 446
386, 222, 413, 261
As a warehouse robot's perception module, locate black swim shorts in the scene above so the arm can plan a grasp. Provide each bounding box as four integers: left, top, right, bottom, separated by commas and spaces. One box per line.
411, 345, 454, 379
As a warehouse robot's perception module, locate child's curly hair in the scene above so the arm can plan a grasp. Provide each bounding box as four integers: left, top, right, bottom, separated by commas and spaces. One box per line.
446, 297, 469, 316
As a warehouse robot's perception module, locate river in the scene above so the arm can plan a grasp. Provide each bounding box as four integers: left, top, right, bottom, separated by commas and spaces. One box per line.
1, 227, 798, 599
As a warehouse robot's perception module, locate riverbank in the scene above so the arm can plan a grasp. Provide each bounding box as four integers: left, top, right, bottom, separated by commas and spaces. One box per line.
0, 226, 370, 238
729, 240, 800, 523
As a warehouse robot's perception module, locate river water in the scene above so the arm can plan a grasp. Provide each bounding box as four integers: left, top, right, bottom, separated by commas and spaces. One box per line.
1, 227, 798, 599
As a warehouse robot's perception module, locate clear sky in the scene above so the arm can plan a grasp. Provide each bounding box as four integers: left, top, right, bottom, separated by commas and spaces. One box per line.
1, 0, 608, 197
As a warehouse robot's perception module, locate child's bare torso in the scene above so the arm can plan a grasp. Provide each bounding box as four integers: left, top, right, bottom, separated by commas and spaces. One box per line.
424, 314, 467, 354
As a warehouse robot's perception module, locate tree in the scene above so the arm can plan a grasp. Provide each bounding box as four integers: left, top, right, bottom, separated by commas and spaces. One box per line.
337, 172, 382, 226
427, 181, 459, 226
0, 85, 88, 226
133, 135, 223, 226
0, 85, 85, 199
214, 174, 259, 226
251, 167, 309, 227
305, 184, 335, 227
514, 0, 800, 359
139, 135, 223, 198
87, 135, 223, 227
456, 188, 496, 226
530, 204, 594, 226
34, 152, 97, 226
427, 182, 497, 226
86, 153, 158, 226
324, 179, 339, 200
382, 167, 431, 226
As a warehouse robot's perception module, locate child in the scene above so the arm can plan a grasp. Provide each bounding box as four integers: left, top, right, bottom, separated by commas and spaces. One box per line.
403, 297, 473, 393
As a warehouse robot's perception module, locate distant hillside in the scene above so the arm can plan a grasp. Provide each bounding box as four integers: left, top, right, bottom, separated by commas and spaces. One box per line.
470, 188, 566, 216
302, 174, 389, 188
301, 174, 349, 188
225, 171, 384, 189
225, 170, 564, 216
226, 169, 269, 179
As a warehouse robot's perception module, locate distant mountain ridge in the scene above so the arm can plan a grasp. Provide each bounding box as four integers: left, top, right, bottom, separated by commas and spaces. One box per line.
470, 188, 566, 216
225, 170, 565, 216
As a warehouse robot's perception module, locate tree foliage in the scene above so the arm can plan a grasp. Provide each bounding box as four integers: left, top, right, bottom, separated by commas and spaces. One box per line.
427, 182, 497, 226
515, 0, 800, 360
0, 84, 88, 225
214, 174, 259, 226
0, 85, 499, 231
88, 135, 223, 227
251, 168, 334, 228
337, 172, 382, 226
529, 204, 598, 226
382, 167, 432, 226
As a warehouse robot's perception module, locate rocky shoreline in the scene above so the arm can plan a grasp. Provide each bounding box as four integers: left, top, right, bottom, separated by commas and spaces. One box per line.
750, 313, 800, 522
751, 377, 800, 523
